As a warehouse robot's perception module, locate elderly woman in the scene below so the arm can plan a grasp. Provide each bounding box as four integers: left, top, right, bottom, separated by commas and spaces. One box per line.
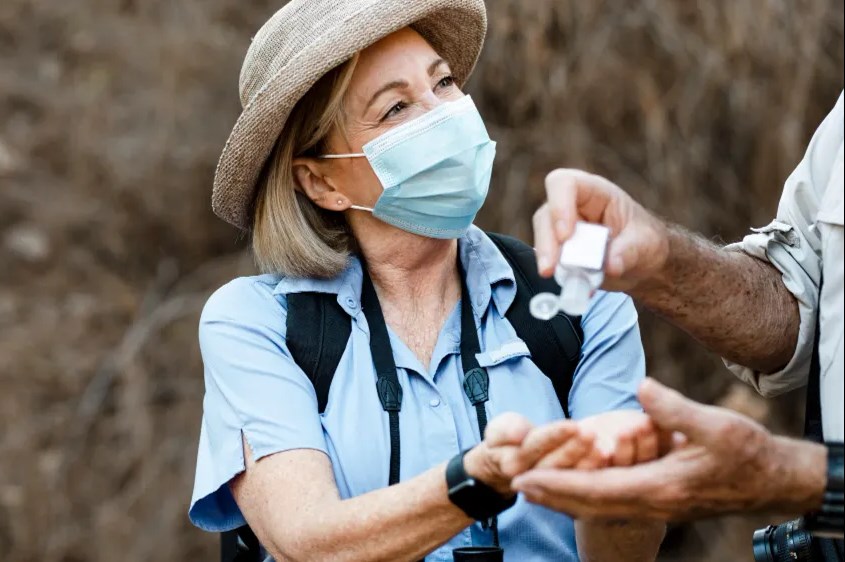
190, 1, 665, 561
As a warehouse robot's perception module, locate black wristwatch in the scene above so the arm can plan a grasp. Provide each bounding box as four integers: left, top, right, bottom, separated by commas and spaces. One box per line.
804, 442, 844, 538
446, 449, 517, 522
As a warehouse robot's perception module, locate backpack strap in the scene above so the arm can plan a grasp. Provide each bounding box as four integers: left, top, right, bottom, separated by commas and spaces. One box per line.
219, 293, 353, 562
220, 526, 261, 562
285, 291, 352, 414
485, 232, 583, 418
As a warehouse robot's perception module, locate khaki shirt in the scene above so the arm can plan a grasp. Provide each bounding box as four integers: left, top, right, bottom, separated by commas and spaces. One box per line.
726, 92, 844, 442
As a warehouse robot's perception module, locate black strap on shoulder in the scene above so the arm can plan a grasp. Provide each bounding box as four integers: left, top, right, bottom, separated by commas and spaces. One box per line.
485, 232, 583, 418
360, 269, 404, 486
286, 291, 352, 414
220, 526, 261, 562
458, 270, 503, 547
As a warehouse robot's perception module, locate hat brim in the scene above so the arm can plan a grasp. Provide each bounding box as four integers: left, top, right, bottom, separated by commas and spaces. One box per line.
212, 0, 487, 230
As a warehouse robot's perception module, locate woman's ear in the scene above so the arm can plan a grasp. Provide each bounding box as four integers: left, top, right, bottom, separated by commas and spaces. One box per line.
292, 157, 350, 212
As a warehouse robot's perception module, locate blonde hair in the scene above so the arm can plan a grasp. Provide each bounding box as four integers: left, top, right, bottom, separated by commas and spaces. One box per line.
251, 55, 359, 278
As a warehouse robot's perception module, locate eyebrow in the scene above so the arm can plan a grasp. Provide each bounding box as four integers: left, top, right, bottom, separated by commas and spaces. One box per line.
364, 58, 450, 112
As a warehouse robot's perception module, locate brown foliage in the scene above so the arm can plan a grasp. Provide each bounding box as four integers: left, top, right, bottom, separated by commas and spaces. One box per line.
0, 1, 842, 560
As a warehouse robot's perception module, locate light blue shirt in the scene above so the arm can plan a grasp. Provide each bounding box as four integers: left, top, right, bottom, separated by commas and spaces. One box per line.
190, 226, 645, 562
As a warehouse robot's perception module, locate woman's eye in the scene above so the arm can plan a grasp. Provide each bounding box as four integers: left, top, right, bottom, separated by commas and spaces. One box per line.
383, 101, 406, 120
437, 75, 455, 89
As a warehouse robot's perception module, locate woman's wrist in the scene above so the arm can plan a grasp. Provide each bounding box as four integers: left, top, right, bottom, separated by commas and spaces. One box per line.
463, 443, 515, 497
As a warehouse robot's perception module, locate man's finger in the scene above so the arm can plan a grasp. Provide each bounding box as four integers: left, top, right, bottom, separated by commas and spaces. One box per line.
511, 461, 671, 510
637, 379, 711, 440
544, 169, 580, 242
606, 226, 644, 278
532, 205, 559, 277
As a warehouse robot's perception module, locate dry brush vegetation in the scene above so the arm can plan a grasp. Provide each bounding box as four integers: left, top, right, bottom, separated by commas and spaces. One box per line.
1, 1, 842, 560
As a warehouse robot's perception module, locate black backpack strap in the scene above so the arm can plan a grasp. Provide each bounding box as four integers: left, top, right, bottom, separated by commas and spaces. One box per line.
486, 232, 583, 418
285, 291, 352, 414
221, 526, 261, 562
220, 292, 353, 562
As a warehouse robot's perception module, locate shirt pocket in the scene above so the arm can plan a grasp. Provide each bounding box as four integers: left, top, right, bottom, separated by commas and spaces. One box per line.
475, 339, 531, 367
476, 339, 566, 424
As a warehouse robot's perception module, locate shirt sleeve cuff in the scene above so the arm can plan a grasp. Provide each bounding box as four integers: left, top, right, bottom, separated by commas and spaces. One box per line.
722, 222, 818, 397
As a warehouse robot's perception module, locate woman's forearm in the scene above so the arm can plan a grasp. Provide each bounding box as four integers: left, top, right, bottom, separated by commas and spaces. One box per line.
260, 460, 471, 562
630, 225, 799, 374
576, 519, 665, 562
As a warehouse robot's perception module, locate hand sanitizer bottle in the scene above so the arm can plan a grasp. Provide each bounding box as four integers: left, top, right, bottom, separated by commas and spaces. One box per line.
530, 222, 610, 319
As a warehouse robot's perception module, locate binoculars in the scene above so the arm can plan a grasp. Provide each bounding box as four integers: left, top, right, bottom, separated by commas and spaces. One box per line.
452, 546, 504, 561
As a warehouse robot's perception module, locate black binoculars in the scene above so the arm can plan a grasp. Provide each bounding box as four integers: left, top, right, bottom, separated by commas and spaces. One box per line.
452, 546, 504, 562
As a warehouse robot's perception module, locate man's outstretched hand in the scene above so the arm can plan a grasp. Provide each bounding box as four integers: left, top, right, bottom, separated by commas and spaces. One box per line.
512, 379, 828, 521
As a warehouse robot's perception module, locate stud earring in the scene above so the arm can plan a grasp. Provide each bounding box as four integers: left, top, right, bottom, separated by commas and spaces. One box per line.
337, 199, 344, 205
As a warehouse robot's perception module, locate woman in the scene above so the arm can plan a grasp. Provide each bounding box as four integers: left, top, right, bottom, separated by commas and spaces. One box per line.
190, 1, 665, 560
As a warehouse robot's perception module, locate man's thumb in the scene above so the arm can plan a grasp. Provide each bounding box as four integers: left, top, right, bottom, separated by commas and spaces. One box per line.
638, 378, 709, 440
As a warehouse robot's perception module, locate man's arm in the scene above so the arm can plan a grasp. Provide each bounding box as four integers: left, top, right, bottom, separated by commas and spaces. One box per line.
630, 225, 799, 374
533, 169, 799, 375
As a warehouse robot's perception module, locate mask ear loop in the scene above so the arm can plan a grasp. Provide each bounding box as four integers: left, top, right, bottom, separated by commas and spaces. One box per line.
315, 153, 374, 212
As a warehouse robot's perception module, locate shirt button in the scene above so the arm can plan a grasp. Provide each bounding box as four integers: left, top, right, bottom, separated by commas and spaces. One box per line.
345, 297, 358, 309
429, 398, 441, 408
475, 294, 485, 307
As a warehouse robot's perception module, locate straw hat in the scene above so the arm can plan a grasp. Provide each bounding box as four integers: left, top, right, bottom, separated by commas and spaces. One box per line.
211, 0, 488, 230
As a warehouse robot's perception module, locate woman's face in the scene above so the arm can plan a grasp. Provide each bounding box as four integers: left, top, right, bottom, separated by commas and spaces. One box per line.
294, 27, 464, 216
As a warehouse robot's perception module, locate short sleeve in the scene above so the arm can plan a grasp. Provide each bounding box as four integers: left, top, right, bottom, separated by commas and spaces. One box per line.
568, 290, 645, 420
189, 276, 328, 532
723, 92, 844, 397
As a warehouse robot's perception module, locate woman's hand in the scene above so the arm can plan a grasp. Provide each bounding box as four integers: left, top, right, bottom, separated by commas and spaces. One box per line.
464, 412, 590, 496
528, 411, 670, 472
571, 410, 671, 468
533, 169, 671, 293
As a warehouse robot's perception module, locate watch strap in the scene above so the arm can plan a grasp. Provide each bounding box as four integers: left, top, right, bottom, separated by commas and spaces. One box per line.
805, 442, 844, 538
446, 449, 516, 522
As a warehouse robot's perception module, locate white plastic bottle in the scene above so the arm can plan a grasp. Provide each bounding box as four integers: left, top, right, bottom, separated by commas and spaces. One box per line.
530, 222, 610, 319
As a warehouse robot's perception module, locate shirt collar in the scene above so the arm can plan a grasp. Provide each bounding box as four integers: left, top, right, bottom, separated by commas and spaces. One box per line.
460, 225, 517, 319
271, 225, 517, 319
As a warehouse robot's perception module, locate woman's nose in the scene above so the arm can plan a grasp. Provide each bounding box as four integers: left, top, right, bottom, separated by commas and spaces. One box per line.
418, 90, 444, 111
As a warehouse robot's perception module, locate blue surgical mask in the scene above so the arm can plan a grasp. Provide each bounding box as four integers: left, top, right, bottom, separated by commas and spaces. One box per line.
321, 95, 496, 239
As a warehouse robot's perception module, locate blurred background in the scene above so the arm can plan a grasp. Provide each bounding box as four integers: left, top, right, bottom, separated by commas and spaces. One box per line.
1, 0, 842, 560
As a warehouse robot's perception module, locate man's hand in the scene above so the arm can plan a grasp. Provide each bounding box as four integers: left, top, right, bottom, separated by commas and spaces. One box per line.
533, 169, 670, 292
533, 168, 799, 373
511, 379, 828, 520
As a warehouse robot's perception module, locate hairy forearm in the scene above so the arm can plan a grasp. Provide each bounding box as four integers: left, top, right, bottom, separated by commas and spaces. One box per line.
761, 436, 827, 516
267, 462, 472, 562
576, 519, 665, 562
630, 224, 799, 374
